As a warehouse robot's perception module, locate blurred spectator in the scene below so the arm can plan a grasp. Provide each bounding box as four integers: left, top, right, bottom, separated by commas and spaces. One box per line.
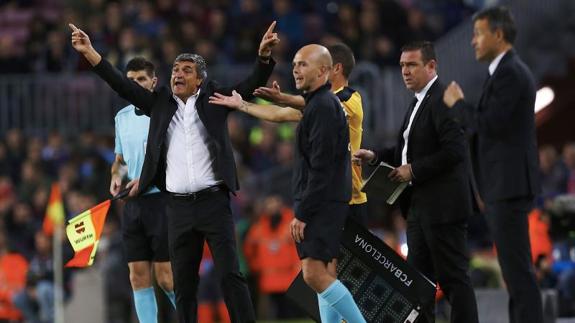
563, 142, 575, 194
0, 34, 29, 73
243, 195, 300, 319
327, 2, 361, 54
0, 142, 12, 178
17, 160, 49, 205
0, 176, 16, 216
41, 131, 70, 178
5, 129, 25, 185
4, 201, 38, 259
528, 208, 553, 265
271, 0, 304, 50
534, 254, 557, 290
133, 2, 165, 40
154, 37, 180, 86
558, 267, 575, 316
99, 214, 133, 323
12, 231, 62, 323
406, 6, 438, 42
539, 145, 569, 200
0, 226, 28, 322
247, 122, 279, 172
230, 0, 266, 62
38, 29, 74, 72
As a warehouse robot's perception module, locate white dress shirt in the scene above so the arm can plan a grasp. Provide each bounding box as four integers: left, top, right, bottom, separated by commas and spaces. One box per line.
166, 89, 222, 193
401, 75, 438, 166
489, 50, 507, 76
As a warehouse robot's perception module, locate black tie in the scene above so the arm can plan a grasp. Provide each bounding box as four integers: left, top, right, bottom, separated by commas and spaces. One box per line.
482, 72, 491, 90
134, 108, 145, 116
402, 97, 419, 129
409, 97, 418, 114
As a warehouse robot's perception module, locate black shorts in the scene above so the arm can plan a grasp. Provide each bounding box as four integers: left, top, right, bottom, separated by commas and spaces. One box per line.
295, 202, 348, 263
349, 202, 368, 227
122, 192, 170, 263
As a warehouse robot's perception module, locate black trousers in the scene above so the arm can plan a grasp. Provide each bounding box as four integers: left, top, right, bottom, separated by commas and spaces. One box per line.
485, 197, 543, 323
407, 208, 479, 323
166, 189, 255, 323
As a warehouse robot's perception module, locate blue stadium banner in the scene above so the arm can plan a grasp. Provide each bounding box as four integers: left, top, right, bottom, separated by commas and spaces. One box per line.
287, 217, 436, 322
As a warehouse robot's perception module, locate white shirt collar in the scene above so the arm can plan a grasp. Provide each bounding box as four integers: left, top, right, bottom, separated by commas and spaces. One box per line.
173, 89, 201, 106
489, 50, 508, 76
415, 75, 438, 102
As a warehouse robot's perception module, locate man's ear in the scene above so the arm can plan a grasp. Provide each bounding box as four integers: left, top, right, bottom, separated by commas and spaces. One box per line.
426, 59, 437, 72
152, 76, 158, 89
333, 62, 343, 75
319, 65, 330, 78
495, 28, 505, 43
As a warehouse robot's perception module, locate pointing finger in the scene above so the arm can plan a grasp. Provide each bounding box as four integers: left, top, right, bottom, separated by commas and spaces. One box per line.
265, 21, 277, 36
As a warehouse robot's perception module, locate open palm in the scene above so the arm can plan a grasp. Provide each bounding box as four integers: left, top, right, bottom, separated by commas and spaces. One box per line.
208, 90, 243, 109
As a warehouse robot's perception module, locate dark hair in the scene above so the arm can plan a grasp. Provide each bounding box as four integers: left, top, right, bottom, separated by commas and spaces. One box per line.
400, 41, 436, 64
174, 53, 208, 80
126, 57, 156, 78
327, 43, 355, 78
473, 6, 517, 44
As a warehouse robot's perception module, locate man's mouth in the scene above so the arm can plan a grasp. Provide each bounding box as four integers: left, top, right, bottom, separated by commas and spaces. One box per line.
173, 80, 185, 89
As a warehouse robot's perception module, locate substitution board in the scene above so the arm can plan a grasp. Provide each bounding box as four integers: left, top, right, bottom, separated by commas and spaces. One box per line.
287, 218, 436, 322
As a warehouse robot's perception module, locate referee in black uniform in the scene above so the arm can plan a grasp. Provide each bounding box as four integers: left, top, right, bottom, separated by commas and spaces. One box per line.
289, 44, 366, 323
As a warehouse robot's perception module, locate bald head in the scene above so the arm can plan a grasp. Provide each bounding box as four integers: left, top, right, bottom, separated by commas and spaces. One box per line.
298, 44, 333, 68
292, 44, 333, 92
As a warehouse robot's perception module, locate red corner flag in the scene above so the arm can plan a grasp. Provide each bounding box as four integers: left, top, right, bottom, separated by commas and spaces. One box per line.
65, 200, 111, 268
43, 183, 65, 236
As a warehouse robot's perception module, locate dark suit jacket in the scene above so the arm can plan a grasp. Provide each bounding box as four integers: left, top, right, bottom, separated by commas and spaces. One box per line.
293, 83, 351, 222
453, 50, 539, 202
93, 58, 275, 194
374, 80, 471, 223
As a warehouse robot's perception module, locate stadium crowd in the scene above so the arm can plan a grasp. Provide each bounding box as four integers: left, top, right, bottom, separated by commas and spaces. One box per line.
0, 0, 475, 76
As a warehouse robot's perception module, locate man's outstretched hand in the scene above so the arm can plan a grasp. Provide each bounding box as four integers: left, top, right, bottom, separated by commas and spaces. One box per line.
69, 23, 101, 66
258, 21, 280, 58
69, 24, 92, 54
254, 81, 282, 102
209, 90, 244, 110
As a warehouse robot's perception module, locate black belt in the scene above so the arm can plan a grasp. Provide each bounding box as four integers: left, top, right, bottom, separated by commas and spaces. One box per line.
169, 184, 226, 200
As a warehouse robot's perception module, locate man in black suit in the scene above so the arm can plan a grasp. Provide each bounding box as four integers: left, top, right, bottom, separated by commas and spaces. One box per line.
443, 7, 543, 323
69, 22, 279, 323
355, 41, 478, 323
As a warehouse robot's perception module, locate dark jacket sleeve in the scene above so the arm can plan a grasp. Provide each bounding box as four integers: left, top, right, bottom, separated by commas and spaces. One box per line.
218, 58, 276, 101
452, 99, 476, 132
476, 65, 523, 137
372, 147, 397, 166
295, 101, 340, 222
411, 100, 466, 183
92, 59, 156, 116
453, 65, 522, 137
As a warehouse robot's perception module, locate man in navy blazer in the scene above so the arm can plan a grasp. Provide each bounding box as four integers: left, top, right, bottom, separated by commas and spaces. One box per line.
444, 7, 543, 323
70, 22, 279, 323
355, 41, 478, 323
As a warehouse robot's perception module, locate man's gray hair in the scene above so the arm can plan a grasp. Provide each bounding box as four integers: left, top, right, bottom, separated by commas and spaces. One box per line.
174, 53, 207, 79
